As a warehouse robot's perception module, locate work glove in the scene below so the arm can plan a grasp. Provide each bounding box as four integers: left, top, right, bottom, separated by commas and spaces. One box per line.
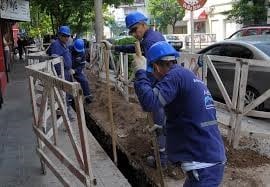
134, 55, 146, 72
148, 124, 163, 136
101, 40, 113, 50
69, 69, 75, 75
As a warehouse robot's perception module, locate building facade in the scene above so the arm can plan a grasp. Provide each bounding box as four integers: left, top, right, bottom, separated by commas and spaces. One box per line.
0, 0, 30, 106
179, 0, 242, 41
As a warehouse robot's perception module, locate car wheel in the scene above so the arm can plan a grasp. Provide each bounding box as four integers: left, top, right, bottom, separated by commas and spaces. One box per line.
245, 86, 264, 111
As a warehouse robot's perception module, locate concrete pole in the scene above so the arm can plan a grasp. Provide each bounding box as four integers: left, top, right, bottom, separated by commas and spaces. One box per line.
94, 0, 103, 43
190, 11, 194, 53
267, 0, 270, 24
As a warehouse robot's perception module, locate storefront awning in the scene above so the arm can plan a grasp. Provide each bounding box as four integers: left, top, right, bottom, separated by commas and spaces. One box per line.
183, 9, 208, 21
0, 0, 30, 22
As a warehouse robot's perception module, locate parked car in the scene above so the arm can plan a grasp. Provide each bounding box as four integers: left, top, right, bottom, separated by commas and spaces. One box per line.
198, 36, 270, 111
164, 34, 183, 51
227, 25, 270, 40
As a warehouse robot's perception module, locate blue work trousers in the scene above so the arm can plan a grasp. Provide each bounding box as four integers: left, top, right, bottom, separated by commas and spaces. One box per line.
152, 108, 167, 164
183, 163, 225, 187
73, 72, 91, 96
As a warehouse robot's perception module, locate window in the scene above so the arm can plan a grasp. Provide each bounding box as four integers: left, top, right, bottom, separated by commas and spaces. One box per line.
230, 30, 245, 39
223, 44, 253, 59
261, 29, 270, 35
254, 43, 270, 57
204, 45, 225, 56
244, 29, 257, 36
194, 22, 206, 33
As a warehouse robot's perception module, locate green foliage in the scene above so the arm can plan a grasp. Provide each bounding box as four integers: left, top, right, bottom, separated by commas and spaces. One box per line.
148, 0, 185, 33
104, 12, 126, 37
225, 0, 267, 25
113, 36, 136, 77
20, 4, 53, 38
115, 36, 136, 45
28, 0, 134, 36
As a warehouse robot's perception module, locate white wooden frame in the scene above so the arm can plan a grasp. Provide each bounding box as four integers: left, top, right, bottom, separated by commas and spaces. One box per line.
26, 57, 96, 186
180, 54, 270, 148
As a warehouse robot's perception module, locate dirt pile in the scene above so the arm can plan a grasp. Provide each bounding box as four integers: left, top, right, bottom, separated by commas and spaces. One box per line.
85, 73, 270, 185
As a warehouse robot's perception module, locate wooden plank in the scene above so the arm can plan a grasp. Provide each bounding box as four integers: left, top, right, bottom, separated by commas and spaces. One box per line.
208, 55, 242, 64
48, 87, 58, 145
37, 88, 48, 128
109, 51, 117, 74
36, 148, 70, 187
29, 76, 46, 174
25, 67, 79, 95
202, 55, 208, 85
246, 58, 270, 67
74, 92, 96, 185
147, 114, 165, 187
53, 87, 84, 169
104, 47, 118, 165
227, 62, 241, 143
240, 130, 270, 139
232, 62, 241, 109
123, 54, 129, 102
206, 56, 233, 109
232, 63, 249, 148
228, 113, 237, 144
243, 89, 270, 115
246, 110, 270, 119
33, 127, 87, 184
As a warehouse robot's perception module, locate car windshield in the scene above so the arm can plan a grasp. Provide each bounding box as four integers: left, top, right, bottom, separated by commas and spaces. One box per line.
253, 43, 270, 57
166, 35, 179, 40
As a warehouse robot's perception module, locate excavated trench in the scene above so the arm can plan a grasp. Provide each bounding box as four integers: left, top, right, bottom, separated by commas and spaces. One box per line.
83, 75, 270, 187
85, 112, 154, 187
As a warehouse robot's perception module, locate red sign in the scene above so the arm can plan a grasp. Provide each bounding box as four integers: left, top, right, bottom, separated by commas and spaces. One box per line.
177, 0, 207, 11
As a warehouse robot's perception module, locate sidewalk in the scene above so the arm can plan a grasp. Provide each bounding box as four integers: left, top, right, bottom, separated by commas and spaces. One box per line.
0, 59, 130, 186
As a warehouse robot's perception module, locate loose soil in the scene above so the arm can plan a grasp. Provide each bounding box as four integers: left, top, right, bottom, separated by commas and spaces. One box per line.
85, 72, 270, 186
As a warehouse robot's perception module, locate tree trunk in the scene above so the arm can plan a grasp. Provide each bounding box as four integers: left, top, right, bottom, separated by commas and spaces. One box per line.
50, 13, 56, 35
94, 0, 103, 43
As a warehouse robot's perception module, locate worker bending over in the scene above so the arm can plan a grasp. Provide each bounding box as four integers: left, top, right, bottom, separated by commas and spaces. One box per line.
70, 39, 93, 104
134, 41, 226, 187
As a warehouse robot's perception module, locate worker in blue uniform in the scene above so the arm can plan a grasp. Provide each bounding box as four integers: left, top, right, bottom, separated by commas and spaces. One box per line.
70, 39, 93, 104
104, 11, 168, 167
48, 26, 75, 120
133, 41, 226, 187
48, 26, 73, 82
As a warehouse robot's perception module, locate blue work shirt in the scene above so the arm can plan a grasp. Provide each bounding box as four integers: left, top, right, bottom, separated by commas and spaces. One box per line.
50, 39, 72, 80
70, 47, 86, 74
115, 28, 165, 56
134, 64, 226, 163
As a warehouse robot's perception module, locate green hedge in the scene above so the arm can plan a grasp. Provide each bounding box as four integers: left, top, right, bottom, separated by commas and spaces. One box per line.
114, 36, 136, 45
113, 36, 137, 78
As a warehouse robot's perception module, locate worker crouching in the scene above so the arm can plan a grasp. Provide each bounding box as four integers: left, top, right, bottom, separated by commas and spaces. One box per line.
70, 39, 93, 104
134, 41, 226, 187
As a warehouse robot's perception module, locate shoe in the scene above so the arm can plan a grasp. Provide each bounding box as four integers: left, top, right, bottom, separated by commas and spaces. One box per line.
146, 155, 167, 169
85, 95, 93, 104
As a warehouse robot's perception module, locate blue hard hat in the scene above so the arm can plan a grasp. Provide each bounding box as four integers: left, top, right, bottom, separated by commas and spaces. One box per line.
58, 26, 71, 36
73, 39, 85, 53
125, 11, 148, 29
146, 41, 180, 72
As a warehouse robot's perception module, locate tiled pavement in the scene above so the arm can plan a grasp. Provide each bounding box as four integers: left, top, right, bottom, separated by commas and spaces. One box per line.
0, 59, 130, 187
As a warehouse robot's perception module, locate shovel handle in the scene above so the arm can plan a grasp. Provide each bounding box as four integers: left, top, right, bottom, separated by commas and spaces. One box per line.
135, 41, 142, 57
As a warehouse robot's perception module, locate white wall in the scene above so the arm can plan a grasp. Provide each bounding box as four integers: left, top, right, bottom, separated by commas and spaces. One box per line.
179, 0, 243, 41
